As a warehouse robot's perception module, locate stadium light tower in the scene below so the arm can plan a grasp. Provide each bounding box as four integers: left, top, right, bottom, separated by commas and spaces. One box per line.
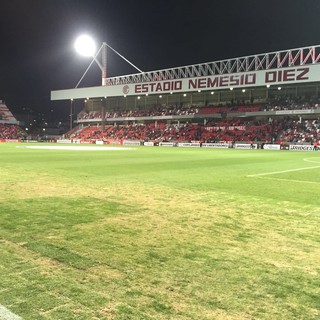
74, 34, 107, 87
74, 34, 143, 88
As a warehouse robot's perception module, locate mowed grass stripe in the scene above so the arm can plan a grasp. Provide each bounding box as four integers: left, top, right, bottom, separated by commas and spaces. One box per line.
0, 143, 319, 319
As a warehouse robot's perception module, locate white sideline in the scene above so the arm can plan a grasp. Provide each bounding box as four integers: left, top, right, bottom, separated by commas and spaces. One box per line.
18, 146, 135, 151
247, 165, 320, 177
0, 305, 22, 320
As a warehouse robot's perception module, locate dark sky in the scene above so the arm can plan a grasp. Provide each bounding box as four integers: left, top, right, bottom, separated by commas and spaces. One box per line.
1, 0, 320, 119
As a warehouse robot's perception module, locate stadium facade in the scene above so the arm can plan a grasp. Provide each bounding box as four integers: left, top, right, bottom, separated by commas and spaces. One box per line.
50, 45, 320, 147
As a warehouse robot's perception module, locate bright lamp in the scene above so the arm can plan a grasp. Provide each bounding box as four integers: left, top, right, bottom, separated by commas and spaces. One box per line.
74, 35, 96, 57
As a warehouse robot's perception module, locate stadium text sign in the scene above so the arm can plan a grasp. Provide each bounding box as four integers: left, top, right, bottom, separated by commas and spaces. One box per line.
134, 67, 309, 93
51, 64, 320, 100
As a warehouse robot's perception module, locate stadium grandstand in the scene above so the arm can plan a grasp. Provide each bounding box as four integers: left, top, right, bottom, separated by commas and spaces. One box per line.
0, 100, 27, 141
52, 45, 320, 150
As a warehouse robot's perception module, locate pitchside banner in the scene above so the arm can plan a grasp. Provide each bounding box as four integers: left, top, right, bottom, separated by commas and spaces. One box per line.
289, 145, 314, 151
234, 143, 258, 149
51, 65, 320, 100
263, 144, 281, 150
177, 142, 201, 148
123, 140, 141, 146
201, 143, 229, 148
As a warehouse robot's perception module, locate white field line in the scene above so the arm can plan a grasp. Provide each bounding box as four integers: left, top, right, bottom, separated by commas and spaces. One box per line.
17, 146, 136, 151
0, 305, 22, 320
251, 176, 320, 185
303, 157, 320, 164
247, 165, 320, 177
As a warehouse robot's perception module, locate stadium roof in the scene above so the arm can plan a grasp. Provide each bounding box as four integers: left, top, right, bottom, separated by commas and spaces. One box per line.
51, 45, 320, 101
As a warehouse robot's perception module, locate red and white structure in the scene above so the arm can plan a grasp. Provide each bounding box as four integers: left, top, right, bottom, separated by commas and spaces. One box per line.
0, 100, 19, 125
51, 45, 320, 101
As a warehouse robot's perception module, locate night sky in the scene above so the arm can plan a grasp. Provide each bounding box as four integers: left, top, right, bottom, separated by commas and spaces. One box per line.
1, 0, 320, 120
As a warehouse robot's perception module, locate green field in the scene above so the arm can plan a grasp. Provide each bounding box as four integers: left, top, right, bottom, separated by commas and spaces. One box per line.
0, 143, 319, 320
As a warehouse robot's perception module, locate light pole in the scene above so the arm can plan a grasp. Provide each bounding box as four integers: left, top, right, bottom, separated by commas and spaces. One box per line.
74, 35, 107, 87
70, 98, 73, 131
73, 34, 144, 131
74, 34, 143, 88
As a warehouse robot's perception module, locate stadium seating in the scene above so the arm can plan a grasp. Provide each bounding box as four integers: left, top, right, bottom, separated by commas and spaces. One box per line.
67, 97, 320, 144
77, 104, 197, 121
69, 116, 320, 144
0, 101, 18, 122
0, 124, 27, 139
276, 119, 320, 143
76, 99, 320, 123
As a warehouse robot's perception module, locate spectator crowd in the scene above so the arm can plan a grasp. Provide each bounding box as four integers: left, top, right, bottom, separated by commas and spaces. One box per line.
69, 117, 319, 145
0, 124, 27, 139
1, 98, 319, 144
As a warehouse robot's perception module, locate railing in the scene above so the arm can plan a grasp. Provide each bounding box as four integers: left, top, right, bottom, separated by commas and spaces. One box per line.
105, 45, 320, 86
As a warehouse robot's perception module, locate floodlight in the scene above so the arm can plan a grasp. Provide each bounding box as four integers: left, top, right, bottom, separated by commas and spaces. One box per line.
74, 35, 96, 57
73, 35, 143, 88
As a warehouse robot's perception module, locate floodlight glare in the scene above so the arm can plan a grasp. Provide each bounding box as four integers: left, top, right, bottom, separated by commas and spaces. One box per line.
74, 35, 96, 57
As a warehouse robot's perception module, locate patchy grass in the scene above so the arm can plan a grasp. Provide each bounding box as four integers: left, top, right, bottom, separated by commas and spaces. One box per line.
0, 144, 319, 319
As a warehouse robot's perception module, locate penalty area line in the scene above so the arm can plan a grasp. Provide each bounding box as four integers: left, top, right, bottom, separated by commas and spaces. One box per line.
0, 304, 22, 320
247, 165, 320, 177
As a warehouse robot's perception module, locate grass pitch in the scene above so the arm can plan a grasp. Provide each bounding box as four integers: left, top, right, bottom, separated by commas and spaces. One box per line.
0, 143, 319, 320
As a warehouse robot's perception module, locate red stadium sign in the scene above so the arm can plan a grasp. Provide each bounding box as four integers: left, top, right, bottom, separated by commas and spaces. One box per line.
134, 66, 311, 93
51, 64, 320, 100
